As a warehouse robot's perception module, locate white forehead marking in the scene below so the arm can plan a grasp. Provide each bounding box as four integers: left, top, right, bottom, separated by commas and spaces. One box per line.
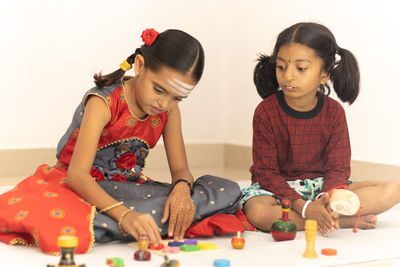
166, 78, 194, 97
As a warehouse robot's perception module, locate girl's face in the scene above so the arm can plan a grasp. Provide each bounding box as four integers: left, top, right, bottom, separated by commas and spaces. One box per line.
276, 42, 329, 111
132, 56, 196, 119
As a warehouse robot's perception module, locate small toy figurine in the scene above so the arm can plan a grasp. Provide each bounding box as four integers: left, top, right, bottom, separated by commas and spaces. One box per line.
134, 235, 151, 261
106, 257, 125, 267
303, 219, 318, 258
46, 235, 86, 267
271, 198, 297, 241
160, 255, 180, 267
329, 188, 360, 216
231, 231, 245, 249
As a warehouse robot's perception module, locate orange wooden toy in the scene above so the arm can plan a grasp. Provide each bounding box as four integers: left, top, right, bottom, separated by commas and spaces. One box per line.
231, 231, 245, 249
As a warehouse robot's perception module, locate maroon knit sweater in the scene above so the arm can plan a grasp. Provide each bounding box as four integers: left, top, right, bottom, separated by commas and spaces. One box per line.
250, 90, 351, 201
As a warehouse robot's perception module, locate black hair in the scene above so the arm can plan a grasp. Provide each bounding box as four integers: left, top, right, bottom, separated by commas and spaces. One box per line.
254, 22, 360, 104
94, 29, 205, 88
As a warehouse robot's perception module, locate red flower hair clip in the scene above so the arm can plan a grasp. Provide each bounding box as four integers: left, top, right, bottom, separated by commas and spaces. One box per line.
141, 28, 159, 46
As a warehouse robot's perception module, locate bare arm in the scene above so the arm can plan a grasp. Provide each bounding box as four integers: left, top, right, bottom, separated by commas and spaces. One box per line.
67, 95, 161, 244
161, 104, 195, 240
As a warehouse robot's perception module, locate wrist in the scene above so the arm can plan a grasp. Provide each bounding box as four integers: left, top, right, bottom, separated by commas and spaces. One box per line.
169, 179, 193, 195
301, 200, 312, 219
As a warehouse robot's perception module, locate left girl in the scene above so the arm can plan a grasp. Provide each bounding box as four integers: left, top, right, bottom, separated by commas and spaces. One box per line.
0, 28, 242, 254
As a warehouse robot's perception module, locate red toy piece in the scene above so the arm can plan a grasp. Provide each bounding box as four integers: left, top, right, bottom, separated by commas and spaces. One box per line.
231, 231, 245, 249
321, 248, 337, 256
149, 243, 165, 250
271, 198, 297, 241
134, 235, 151, 261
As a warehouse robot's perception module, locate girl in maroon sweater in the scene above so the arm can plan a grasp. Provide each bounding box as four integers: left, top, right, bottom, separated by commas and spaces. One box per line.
242, 22, 400, 236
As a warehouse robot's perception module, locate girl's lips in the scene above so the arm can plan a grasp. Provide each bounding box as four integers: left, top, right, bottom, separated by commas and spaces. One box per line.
283, 86, 296, 92
150, 106, 162, 114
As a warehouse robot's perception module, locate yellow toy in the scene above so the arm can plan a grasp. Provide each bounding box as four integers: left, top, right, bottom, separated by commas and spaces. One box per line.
303, 220, 318, 258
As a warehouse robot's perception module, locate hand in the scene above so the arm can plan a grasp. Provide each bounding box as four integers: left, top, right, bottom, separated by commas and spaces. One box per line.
161, 182, 196, 240
120, 209, 162, 246
326, 201, 340, 230
305, 194, 336, 236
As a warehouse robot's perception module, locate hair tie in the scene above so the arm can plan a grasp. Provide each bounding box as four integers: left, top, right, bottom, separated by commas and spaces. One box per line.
141, 28, 159, 46
120, 60, 132, 72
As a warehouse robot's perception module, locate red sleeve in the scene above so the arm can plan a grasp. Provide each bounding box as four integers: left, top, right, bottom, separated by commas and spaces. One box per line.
251, 105, 302, 201
321, 106, 351, 192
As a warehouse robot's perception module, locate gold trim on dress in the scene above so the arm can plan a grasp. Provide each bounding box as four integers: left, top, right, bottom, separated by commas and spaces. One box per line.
97, 136, 149, 151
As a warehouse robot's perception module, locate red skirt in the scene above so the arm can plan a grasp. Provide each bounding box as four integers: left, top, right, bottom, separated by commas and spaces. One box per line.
0, 164, 95, 254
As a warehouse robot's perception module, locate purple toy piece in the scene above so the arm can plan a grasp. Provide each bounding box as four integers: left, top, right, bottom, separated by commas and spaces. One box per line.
183, 239, 198, 245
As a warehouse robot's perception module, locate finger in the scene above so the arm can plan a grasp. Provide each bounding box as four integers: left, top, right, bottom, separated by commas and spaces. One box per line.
149, 217, 162, 243
178, 211, 190, 239
181, 207, 195, 239
168, 208, 178, 237
174, 214, 184, 241
318, 225, 327, 237
161, 199, 170, 223
142, 221, 159, 246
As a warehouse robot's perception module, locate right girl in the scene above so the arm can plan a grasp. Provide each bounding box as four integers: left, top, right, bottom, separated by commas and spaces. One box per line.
242, 22, 400, 236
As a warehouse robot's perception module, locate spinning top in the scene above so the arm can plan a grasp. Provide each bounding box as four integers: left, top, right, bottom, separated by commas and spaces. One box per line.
271, 198, 297, 241
160, 255, 180, 267
46, 235, 86, 267
231, 231, 245, 249
134, 235, 151, 261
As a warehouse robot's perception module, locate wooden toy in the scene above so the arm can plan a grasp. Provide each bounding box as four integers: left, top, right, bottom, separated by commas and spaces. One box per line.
134, 235, 151, 261
129, 238, 221, 255
179, 244, 201, 252
168, 241, 184, 247
213, 259, 231, 267
106, 257, 125, 267
231, 231, 245, 249
303, 219, 318, 258
197, 242, 218, 250
183, 238, 198, 245
271, 198, 297, 241
149, 243, 165, 250
160, 255, 180, 267
46, 235, 86, 267
163, 246, 180, 254
321, 248, 337, 256
329, 189, 360, 216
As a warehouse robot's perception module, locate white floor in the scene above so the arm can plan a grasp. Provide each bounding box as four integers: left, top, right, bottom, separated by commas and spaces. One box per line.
1, 181, 400, 267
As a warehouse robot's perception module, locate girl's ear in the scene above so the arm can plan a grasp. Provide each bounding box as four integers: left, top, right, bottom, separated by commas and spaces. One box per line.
321, 70, 330, 85
134, 54, 145, 76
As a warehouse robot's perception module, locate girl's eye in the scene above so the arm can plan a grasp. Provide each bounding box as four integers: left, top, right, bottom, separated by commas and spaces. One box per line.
174, 97, 183, 102
276, 65, 286, 70
297, 67, 307, 71
154, 87, 163, 94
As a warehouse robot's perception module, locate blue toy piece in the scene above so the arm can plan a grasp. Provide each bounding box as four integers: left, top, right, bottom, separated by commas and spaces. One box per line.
213, 259, 231, 267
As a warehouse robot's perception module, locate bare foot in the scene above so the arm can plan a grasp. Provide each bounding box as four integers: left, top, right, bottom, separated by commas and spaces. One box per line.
339, 214, 377, 230
357, 214, 377, 229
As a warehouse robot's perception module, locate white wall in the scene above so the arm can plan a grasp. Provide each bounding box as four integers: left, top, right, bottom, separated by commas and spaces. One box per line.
1, 0, 399, 166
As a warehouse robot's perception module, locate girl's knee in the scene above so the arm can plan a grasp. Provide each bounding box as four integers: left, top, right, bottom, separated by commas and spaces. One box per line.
382, 181, 400, 202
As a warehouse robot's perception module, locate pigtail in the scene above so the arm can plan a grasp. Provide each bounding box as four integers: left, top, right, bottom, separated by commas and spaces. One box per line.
253, 54, 279, 99
93, 48, 141, 88
331, 48, 360, 104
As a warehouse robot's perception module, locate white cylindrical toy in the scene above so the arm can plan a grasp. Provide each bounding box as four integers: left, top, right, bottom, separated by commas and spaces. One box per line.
329, 189, 360, 216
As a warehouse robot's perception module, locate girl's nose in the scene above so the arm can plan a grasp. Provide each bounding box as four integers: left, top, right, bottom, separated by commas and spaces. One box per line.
157, 96, 171, 109
284, 65, 295, 81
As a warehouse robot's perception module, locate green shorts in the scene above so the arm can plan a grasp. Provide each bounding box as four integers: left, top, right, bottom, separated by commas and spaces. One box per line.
241, 178, 355, 206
